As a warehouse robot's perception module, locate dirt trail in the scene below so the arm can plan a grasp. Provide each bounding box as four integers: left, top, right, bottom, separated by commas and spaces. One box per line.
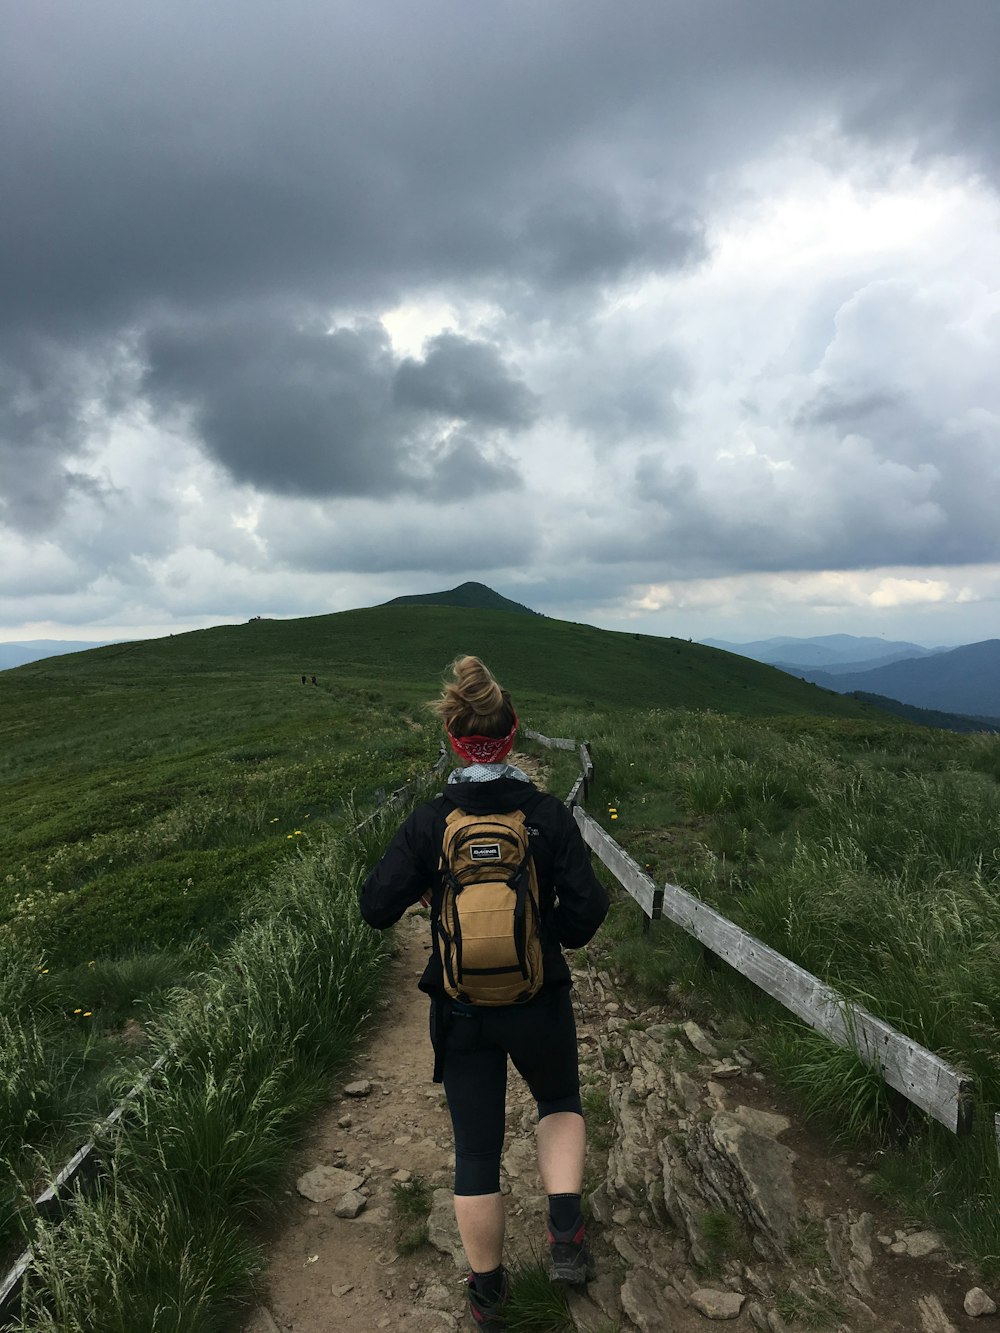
248, 915, 462, 1332
246, 757, 987, 1333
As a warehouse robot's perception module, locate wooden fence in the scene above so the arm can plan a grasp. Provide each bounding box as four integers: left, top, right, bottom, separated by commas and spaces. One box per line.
523, 727, 973, 1137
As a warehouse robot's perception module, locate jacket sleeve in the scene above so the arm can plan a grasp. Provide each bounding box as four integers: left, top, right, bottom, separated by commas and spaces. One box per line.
549, 801, 609, 948
358, 806, 436, 930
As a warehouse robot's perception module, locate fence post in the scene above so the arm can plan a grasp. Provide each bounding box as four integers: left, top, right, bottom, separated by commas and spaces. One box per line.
642, 885, 664, 937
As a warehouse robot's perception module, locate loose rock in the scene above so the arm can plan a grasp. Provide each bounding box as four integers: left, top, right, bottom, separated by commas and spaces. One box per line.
296, 1165, 364, 1203
683, 1021, 718, 1057
891, 1230, 943, 1259
965, 1287, 998, 1317
344, 1079, 373, 1097
334, 1189, 367, 1218
689, 1287, 746, 1319
422, 1282, 452, 1310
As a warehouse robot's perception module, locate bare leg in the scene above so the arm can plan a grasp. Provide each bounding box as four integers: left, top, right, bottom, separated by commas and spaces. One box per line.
453, 1192, 505, 1273
536, 1111, 586, 1195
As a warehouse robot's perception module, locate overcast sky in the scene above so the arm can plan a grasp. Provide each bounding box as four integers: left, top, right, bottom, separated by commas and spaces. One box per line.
2, 1, 999, 648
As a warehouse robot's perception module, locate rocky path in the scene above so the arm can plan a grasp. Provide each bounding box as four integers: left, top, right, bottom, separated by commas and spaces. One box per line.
244, 770, 996, 1332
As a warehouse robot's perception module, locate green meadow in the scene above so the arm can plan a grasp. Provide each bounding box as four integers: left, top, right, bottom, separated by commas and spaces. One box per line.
2, 603, 999, 1326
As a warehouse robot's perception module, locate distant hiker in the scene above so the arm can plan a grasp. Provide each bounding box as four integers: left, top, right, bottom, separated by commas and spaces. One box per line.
301, 675, 307, 685
311, 674, 317, 685
360, 655, 608, 1330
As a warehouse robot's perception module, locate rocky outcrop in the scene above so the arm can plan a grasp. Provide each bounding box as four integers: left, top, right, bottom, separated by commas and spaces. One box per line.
580, 960, 976, 1333
686, 1109, 797, 1257
602, 991, 797, 1268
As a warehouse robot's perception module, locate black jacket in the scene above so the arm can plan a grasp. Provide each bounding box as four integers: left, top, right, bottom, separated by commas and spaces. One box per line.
359, 776, 609, 995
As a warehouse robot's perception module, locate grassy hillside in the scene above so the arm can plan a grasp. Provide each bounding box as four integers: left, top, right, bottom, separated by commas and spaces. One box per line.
0, 606, 879, 965
851, 691, 1000, 734
6, 602, 886, 712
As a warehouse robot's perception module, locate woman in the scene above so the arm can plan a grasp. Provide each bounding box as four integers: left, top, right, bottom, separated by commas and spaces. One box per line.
359, 655, 609, 1331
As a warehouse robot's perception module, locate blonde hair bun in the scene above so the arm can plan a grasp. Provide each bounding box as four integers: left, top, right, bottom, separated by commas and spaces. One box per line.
430, 655, 515, 737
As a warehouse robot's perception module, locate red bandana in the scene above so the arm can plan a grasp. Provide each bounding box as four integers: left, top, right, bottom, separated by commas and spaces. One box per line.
448, 714, 519, 765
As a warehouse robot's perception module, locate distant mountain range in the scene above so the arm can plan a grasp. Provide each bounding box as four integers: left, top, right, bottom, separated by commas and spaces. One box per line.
793, 640, 1000, 718
703, 633, 946, 670
381, 581, 540, 616
705, 633, 1000, 721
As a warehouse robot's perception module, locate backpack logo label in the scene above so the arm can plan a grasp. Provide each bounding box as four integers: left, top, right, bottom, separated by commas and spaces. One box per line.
470, 843, 502, 861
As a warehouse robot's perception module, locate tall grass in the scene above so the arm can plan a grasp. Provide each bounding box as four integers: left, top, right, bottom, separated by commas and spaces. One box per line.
9, 819, 396, 1330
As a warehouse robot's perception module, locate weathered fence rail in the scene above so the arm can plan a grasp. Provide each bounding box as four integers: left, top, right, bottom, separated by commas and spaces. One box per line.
0, 1052, 170, 1322
523, 728, 974, 1137
522, 727, 595, 808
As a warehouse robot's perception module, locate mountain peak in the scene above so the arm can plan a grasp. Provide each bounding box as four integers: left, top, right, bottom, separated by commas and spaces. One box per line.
381, 582, 540, 616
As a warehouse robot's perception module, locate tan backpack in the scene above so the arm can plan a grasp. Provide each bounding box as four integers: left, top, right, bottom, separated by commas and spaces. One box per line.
435, 806, 544, 1005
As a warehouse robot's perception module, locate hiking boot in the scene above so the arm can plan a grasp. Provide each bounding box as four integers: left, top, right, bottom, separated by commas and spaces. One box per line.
547, 1216, 597, 1284
467, 1269, 509, 1330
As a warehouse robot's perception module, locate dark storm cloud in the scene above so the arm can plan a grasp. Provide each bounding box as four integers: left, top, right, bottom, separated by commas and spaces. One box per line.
142, 317, 530, 497
3, 0, 1000, 573
6, 0, 998, 348
394, 333, 537, 428
512, 191, 705, 293
0, 3, 711, 347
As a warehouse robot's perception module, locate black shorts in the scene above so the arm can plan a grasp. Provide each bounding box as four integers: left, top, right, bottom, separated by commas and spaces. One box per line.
431, 986, 583, 1195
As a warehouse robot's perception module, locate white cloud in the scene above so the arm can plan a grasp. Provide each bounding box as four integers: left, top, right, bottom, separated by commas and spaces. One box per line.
601, 565, 1000, 645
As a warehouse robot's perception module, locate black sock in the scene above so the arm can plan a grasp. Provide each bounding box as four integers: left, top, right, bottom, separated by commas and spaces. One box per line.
548, 1192, 583, 1233
471, 1264, 506, 1302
